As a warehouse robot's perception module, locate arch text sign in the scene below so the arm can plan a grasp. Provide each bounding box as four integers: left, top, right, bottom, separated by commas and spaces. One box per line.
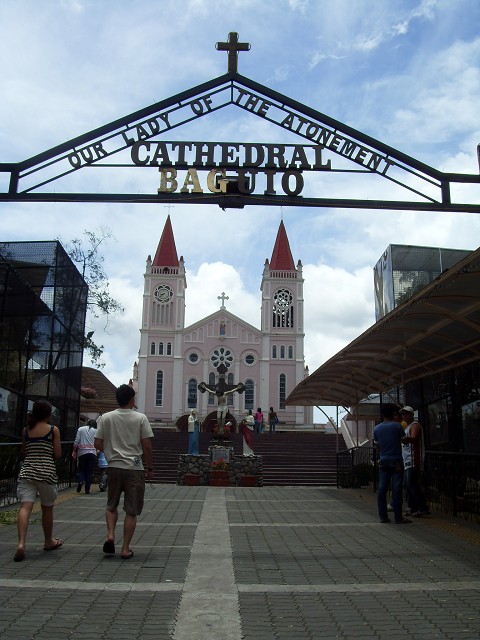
0, 36, 479, 212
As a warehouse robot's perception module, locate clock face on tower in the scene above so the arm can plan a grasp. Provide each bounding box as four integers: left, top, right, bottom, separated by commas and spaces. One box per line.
154, 284, 173, 304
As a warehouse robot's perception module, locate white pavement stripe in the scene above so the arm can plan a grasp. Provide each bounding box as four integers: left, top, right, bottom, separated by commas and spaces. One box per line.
0, 542, 192, 549
173, 489, 243, 640
1, 578, 478, 594
50, 520, 199, 526
0, 520, 405, 527
237, 581, 480, 593
229, 522, 393, 527
50, 519, 394, 527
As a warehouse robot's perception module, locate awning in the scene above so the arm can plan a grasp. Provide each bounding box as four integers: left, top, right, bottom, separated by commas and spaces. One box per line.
286, 246, 480, 407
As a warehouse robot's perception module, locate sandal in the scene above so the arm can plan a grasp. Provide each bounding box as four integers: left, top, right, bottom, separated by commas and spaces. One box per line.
44, 538, 64, 551
14, 550, 26, 562
103, 539, 115, 555
121, 550, 134, 560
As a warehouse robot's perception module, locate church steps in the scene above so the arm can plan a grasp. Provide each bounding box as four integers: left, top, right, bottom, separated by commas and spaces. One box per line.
151, 431, 343, 486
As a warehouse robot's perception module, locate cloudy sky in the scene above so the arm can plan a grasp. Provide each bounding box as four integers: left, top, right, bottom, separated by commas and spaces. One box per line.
1, 0, 479, 417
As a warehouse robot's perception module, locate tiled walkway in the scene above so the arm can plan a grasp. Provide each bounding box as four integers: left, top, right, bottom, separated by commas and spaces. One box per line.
0, 485, 479, 639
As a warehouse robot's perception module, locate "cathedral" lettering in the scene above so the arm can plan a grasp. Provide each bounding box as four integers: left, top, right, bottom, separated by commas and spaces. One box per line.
132, 141, 330, 171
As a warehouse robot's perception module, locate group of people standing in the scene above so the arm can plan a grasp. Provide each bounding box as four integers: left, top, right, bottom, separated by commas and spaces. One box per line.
14, 384, 154, 562
374, 403, 429, 524
253, 407, 279, 433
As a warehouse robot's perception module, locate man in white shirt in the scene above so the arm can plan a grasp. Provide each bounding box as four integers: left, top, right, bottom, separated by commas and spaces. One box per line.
95, 384, 154, 560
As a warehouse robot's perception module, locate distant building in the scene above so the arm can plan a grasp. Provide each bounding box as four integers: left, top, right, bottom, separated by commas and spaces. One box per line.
132, 216, 313, 427
374, 244, 471, 320
0, 241, 88, 440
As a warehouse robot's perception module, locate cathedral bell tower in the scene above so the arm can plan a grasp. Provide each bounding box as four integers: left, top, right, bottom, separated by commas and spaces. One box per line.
135, 215, 187, 419
260, 221, 311, 425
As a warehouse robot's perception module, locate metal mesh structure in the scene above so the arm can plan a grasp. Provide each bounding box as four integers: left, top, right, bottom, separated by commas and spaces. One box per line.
374, 244, 471, 320
0, 241, 88, 440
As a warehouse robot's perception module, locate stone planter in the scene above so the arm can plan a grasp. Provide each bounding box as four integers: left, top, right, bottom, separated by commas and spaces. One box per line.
239, 475, 257, 487
183, 473, 201, 486
210, 470, 230, 486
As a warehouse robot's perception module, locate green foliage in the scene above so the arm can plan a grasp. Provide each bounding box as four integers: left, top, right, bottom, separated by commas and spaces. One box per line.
61, 228, 124, 368
0, 509, 19, 525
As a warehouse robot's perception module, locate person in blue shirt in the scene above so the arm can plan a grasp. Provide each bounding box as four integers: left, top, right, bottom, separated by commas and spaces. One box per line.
373, 403, 411, 524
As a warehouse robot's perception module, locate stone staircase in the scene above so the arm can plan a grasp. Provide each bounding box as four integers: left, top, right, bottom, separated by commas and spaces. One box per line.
151, 430, 343, 486
254, 431, 343, 486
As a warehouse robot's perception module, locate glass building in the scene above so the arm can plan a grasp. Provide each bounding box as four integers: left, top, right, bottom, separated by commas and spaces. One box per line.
374, 244, 471, 321
0, 241, 88, 440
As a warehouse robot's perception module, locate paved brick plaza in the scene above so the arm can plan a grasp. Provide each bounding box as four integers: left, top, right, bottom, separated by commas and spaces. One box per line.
1, 486, 479, 639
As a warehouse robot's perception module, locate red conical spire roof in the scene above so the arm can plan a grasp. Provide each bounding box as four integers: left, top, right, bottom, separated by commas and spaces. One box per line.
270, 220, 295, 270
152, 215, 179, 267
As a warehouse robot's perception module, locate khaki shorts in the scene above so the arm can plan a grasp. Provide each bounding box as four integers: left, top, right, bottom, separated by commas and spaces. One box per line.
17, 478, 58, 506
106, 468, 145, 516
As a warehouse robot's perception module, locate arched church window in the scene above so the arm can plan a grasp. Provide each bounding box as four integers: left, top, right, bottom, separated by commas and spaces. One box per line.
272, 345, 277, 359
187, 378, 197, 409
208, 372, 215, 405
280, 345, 285, 359
245, 379, 254, 411
279, 373, 286, 410
150, 342, 156, 355
272, 288, 294, 328
288, 346, 293, 359
159, 342, 164, 355
167, 342, 172, 355
155, 371, 164, 406
211, 347, 233, 369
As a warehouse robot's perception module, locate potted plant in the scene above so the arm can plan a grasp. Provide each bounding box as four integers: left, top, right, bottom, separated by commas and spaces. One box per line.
183, 473, 201, 486
209, 458, 230, 486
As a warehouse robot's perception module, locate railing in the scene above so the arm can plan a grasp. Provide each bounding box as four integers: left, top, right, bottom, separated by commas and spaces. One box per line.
337, 446, 377, 491
425, 451, 480, 522
337, 446, 480, 524
0, 441, 76, 508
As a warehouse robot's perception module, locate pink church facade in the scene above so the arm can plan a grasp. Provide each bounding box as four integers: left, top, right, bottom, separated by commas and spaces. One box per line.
132, 216, 313, 426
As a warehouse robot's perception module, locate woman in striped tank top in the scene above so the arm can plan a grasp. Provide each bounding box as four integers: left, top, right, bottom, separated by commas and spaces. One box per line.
14, 399, 64, 562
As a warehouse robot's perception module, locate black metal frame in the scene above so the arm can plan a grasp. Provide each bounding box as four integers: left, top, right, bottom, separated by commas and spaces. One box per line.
1, 72, 479, 212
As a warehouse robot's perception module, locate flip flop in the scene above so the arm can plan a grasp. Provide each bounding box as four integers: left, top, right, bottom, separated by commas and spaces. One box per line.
102, 540, 115, 555
44, 538, 64, 551
121, 550, 134, 560
14, 550, 26, 562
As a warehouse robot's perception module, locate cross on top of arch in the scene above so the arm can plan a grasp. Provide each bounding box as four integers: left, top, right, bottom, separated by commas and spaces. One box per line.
215, 32, 251, 73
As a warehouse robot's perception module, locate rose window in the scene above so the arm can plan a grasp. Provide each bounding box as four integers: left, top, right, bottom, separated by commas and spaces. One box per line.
211, 347, 233, 369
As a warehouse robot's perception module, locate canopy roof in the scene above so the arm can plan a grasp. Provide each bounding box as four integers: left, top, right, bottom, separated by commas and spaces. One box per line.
286, 246, 480, 407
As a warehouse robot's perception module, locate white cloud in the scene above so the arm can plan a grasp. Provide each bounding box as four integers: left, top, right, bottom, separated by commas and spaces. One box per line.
1, 0, 479, 400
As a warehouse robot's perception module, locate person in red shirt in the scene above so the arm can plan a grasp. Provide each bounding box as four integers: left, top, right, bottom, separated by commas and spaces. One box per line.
254, 408, 264, 434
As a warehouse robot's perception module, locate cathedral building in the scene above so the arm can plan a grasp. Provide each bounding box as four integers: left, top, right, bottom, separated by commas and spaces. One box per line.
132, 216, 312, 427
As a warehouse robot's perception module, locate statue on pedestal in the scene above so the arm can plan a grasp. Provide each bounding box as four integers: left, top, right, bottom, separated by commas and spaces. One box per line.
198, 363, 245, 440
